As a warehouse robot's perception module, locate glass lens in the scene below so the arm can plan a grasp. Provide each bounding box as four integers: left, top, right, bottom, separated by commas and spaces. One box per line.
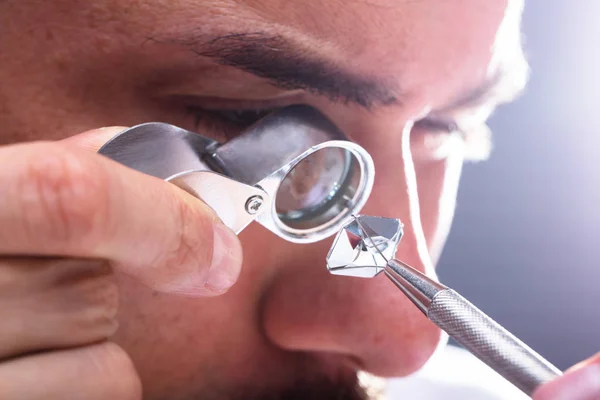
276, 148, 359, 229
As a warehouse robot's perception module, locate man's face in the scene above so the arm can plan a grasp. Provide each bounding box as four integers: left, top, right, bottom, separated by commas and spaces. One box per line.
0, 0, 522, 398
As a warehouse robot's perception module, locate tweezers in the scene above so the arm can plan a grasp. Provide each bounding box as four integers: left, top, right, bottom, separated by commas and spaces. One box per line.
327, 215, 562, 397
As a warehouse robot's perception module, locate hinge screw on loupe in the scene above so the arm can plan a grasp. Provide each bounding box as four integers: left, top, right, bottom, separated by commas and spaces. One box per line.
245, 195, 264, 215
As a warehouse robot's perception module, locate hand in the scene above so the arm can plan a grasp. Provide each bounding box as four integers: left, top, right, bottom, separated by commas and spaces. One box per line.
0, 128, 243, 399
533, 353, 600, 400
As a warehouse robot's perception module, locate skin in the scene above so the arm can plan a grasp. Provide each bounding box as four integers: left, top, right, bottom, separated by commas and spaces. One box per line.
2, 0, 589, 399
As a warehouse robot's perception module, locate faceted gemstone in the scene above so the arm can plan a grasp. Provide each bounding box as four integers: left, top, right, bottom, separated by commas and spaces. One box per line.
326, 215, 404, 278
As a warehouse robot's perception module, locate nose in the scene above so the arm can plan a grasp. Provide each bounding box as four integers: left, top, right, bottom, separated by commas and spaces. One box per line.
261, 111, 449, 377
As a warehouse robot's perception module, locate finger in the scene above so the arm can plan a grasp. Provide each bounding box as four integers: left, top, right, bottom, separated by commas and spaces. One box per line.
0, 141, 242, 295
533, 353, 600, 400
0, 257, 118, 360
0, 342, 141, 400
61, 126, 128, 153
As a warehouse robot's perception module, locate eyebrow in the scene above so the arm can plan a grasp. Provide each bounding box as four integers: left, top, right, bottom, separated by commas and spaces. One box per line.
165, 31, 400, 109
437, 71, 505, 115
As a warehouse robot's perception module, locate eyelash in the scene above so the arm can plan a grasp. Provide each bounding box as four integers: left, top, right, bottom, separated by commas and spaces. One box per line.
188, 106, 459, 142
412, 118, 459, 135
187, 106, 277, 142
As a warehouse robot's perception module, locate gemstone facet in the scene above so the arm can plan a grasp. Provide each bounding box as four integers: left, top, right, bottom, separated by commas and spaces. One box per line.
326, 215, 404, 278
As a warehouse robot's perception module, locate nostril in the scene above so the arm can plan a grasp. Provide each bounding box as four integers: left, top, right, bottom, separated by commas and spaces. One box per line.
349, 299, 445, 377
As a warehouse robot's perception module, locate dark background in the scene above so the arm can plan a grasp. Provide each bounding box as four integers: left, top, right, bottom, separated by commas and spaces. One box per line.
438, 0, 600, 370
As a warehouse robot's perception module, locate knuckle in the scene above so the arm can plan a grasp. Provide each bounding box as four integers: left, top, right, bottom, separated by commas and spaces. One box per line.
151, 196, 214, 290
63, 260, 120, 336
16, 144, 111, 246
0, 258, 119, 358
174, 200, 213, 266
86, 342, 142, 400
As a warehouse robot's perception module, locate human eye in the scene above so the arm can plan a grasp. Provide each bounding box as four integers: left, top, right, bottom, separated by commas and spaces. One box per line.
411, 115, 492, 161
412, 117, 460, 136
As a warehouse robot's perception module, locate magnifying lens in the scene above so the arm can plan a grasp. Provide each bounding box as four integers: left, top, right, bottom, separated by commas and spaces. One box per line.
98, 105, 374, 243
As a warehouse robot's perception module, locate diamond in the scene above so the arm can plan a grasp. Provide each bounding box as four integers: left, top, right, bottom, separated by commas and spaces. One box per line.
326, 215, 404, 278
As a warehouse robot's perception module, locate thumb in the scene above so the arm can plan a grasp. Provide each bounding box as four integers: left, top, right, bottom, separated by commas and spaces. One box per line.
533, 353, 600, 400
61, 126, 128, 152
53, 126, 244, 296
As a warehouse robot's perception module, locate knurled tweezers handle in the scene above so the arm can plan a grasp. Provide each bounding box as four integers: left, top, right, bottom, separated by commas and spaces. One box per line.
428, 289, 562, 396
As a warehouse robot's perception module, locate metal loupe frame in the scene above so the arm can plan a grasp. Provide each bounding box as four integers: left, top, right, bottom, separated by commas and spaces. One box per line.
97, 105, 375, 243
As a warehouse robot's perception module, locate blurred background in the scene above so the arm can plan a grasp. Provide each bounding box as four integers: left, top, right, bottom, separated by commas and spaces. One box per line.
438, 0, 600, 370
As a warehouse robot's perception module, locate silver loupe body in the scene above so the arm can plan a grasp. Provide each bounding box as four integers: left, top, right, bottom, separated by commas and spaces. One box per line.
98, 105, 375, 243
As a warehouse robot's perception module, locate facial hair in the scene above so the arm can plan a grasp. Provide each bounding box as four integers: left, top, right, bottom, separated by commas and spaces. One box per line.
234, 371, 388, 400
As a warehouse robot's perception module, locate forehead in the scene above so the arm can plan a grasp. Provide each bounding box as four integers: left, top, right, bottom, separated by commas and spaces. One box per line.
1, 0, 511, 115
238, 0, 506, 65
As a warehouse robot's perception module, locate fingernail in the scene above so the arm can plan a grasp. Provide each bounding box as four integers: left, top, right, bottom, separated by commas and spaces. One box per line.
533, 363, 600, 400
204, 223, 243, 292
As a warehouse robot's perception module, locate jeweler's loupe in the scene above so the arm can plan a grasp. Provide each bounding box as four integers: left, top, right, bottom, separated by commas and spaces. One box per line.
98, 105, 375, 243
